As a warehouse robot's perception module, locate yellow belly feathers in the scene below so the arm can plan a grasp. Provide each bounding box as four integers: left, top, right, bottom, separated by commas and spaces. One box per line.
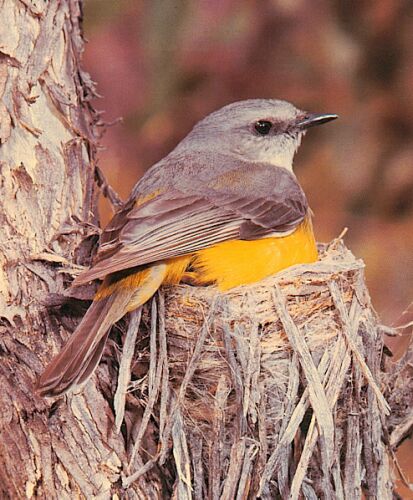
95, 216, 317, 299
191, 216, 317, 290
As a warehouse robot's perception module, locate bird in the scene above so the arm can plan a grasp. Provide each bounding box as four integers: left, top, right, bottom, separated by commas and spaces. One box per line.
37, 99, 337, 397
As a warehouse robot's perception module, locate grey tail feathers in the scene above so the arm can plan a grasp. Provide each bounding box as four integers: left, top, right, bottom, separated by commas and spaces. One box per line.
37, 289, 134, 397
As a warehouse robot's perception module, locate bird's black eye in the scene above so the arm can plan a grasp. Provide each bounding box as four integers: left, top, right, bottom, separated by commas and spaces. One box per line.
254, 120, 272, 135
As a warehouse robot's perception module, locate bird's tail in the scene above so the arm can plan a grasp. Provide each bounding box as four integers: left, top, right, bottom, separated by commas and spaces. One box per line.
37, 264, 167, 397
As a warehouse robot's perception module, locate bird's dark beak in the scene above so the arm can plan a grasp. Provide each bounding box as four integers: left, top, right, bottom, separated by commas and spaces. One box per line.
297, 113, 338, 130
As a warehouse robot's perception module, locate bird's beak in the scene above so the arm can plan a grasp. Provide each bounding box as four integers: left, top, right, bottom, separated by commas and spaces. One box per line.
297, 113, 338, 130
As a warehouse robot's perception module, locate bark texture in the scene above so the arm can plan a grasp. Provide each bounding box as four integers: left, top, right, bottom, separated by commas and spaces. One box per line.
119, 242, 396, 499
0, 2, 159, 498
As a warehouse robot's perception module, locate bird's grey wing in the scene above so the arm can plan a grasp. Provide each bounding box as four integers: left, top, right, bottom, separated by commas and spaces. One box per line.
74, 163, 308, 285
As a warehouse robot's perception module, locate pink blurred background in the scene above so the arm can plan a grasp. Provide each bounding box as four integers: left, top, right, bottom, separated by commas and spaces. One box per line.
82, 0, 413, 492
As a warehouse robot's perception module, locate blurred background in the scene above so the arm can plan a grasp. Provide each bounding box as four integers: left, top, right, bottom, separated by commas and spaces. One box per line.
82, 0, 412, 492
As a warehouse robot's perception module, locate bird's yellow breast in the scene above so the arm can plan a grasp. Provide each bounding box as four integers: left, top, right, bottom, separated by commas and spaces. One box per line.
191, 216, 318, 290
95, 217, 318, 299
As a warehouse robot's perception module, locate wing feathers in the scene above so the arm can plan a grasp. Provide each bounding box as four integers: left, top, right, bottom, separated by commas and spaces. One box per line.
74, 161, 308, 285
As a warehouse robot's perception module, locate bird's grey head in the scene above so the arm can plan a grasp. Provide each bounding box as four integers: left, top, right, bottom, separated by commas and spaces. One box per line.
176, 99, 337, 171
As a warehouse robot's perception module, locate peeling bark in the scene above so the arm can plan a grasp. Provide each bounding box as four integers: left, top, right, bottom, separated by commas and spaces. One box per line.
0, 2, 159, 498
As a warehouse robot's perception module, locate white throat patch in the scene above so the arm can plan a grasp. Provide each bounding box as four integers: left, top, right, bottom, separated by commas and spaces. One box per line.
249, 132, 304, 171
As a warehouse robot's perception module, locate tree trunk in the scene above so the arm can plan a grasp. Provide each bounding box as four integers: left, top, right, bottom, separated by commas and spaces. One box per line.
0, 2, 159, 498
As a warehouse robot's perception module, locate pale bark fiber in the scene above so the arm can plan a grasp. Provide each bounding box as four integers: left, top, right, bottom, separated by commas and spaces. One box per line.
0, 1, 159, 498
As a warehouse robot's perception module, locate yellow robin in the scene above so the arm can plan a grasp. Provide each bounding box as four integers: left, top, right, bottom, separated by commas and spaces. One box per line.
38, 99, 337, 397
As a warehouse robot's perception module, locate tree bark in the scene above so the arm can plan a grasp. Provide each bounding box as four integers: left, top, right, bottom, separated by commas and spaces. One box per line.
0, 2, 159, 498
